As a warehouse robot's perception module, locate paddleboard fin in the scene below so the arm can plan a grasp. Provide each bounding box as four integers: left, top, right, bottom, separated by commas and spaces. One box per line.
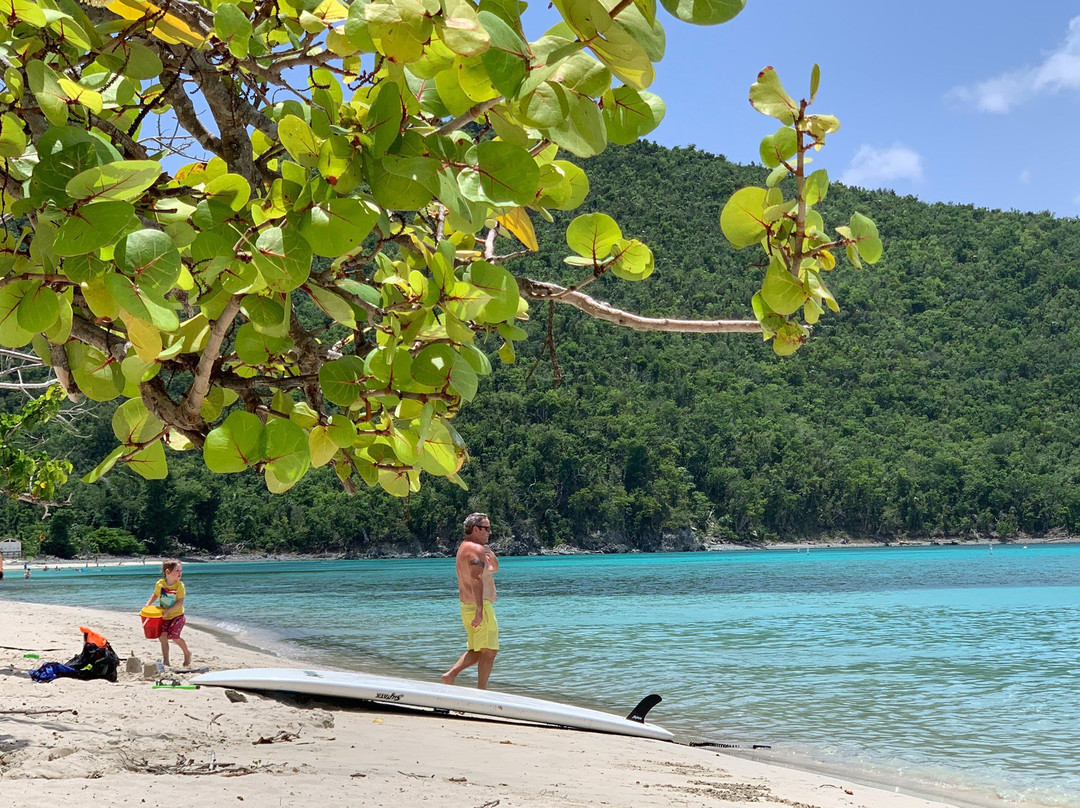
626, 694, 662, 723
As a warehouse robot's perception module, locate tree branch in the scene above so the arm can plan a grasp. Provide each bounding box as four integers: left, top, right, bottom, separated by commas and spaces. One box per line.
517, 277, 762, 334
177, 296, 241, 429
433, 98, 503, 137
162, 73, 222, 154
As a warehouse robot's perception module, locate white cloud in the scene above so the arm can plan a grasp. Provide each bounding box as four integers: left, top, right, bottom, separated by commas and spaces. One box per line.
948, 16, 1080, 113
839, 143, 924, 189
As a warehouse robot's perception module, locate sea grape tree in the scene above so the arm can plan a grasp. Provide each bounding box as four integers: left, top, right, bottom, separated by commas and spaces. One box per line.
0, 0, 879, 501
721, 64, 882, 354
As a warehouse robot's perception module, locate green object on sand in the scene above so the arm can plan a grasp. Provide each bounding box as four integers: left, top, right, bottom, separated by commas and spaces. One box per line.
153, 684, 199, 690
23, 653, 39, 659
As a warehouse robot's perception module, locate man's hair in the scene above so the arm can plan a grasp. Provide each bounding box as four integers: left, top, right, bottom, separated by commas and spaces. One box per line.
463, 513, 489, 534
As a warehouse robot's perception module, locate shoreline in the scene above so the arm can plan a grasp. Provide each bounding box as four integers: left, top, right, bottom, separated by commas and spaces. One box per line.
5, 533, 1076, 572
0, 599, 1052, 808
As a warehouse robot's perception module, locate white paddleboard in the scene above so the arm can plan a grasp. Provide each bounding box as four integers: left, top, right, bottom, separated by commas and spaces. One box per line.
191, 668, 674, 741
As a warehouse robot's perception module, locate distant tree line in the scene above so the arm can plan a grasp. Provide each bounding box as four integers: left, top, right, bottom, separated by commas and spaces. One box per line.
4, 141, 1080, 557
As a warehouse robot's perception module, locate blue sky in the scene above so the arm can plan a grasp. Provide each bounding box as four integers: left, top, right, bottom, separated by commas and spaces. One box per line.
621, 1, 1080, 218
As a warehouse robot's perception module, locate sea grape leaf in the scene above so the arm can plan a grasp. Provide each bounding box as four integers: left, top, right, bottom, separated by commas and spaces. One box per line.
126, 440, 168, 480
463, 261, 519, 323
15, 281, 60, 332
659, 0, 744, 25
262, 417, 310, 493
438, 0, 490, 56
496, 206, 539, 251
749, 66, 798, 125
602, 86, 665, 144
759, 126, 797, 168
458, 140, 540, 207
0, 112, 27, 158
115, 228, 182, 294
214, 2, 253, 58
545, 92, 607, 157
82, 446, 125, 483
418, 419, 463, 476
53, 200, 138, 256
609, 238, 654, 281
319, 355, 367, 407
66, 160, 162, 202
205, 173, 251, 212
251, 226, 313, 292
515, 81, 571, 129
66, 341, 123, 401
411, 343, 457, 387
366, 80, 404, 157
566, 212, 622, 259
111, 399, 163, 455
309, 425, 339, 468
328, 414, 357, 448
804, 169, 829, 205
761, 259, 806, 316
450, 353, 479, 401
234, 322, 293, 366
278, 115, 322, 167
204, 410, 265, 473
298, 198, 378, 257
477, 10, 529, 98
850, 212, 882, 264
720, 187, 768, 248
26, 60, 68, 126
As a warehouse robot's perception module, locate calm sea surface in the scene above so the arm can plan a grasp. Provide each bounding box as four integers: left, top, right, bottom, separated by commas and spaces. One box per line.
2, 544, 1078, 807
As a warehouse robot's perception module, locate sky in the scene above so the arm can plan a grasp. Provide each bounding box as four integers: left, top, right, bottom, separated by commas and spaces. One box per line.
590, 0, 1080, 218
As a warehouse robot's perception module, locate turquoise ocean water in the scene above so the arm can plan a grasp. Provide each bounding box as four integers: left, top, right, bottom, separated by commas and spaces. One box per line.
2, 544, 1078, 807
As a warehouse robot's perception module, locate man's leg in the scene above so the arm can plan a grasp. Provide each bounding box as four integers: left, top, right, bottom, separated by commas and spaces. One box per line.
442, 650, 479, 685
476, 648, 497, 690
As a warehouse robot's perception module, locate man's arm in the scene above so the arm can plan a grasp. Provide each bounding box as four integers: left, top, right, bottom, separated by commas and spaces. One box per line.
466, 545, 486, 626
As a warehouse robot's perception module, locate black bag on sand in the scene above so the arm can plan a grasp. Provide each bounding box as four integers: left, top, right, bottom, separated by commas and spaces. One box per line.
64, 640, 120, 683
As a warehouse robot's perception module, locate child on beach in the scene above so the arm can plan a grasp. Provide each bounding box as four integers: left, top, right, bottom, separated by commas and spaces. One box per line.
144, 559, 191, 668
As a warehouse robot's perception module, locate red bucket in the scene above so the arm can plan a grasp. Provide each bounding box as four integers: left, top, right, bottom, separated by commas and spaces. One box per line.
140, 606, 163, 639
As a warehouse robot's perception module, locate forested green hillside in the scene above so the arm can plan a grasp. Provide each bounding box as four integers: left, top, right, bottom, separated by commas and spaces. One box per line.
5, 141, 1080, 556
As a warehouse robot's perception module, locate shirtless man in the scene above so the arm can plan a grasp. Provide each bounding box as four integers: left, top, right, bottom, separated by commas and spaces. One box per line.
441, 512, 499, 689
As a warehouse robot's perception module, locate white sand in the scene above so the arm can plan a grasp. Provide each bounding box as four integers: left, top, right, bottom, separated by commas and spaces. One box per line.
0, 599, 994, 807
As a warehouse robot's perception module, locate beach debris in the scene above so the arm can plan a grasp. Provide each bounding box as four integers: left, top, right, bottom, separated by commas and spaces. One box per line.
398, 771, 434, 779
120, 750, 262, 777
253, 730, 299, 745
0, 708, 77, 716
225, 689, 248, 703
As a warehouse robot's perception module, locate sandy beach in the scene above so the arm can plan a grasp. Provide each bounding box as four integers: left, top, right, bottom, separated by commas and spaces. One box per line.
0, 600, 999, 808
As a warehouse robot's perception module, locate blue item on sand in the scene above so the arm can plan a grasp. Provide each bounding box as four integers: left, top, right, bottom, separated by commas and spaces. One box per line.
30, 662, 77, 683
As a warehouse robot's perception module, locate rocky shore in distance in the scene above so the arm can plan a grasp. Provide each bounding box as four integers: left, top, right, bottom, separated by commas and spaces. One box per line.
9, 527, 1076, 569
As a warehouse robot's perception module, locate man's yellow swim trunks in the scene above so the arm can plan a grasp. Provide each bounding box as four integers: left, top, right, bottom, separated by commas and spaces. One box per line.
459, 600, 499, 651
